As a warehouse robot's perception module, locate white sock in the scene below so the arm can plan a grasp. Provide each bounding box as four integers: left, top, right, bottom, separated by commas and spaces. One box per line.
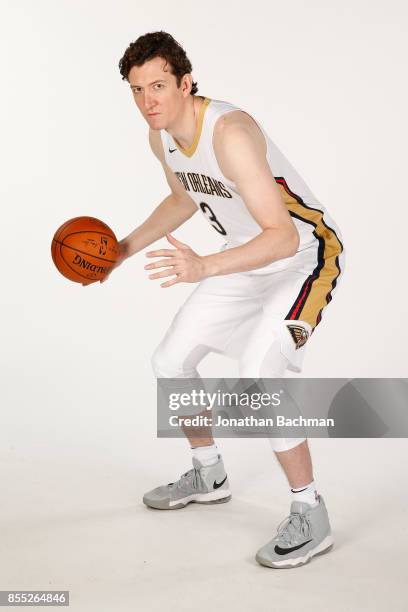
191, 444, 219, 467
291, 480, 319, 507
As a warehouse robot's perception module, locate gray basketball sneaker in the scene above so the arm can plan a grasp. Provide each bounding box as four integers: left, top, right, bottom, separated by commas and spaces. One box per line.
255, 495, 334, 568
143, 454, 231, 510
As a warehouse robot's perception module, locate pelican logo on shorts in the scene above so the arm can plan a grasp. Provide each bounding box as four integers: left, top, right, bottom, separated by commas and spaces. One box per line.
287, 325, 309, 350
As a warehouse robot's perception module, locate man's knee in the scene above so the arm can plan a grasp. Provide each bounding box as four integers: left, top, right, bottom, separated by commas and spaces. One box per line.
151, 343, 180, 378
151, 342, 200, 378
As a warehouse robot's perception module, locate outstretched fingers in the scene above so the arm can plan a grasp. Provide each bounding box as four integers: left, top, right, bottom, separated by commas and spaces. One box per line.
148, 268, 179, 280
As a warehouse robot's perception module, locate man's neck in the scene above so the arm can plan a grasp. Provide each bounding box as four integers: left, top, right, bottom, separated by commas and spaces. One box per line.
167, 95, 204, 150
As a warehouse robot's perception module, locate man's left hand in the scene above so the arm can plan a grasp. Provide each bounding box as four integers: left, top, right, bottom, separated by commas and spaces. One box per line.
144, 234, 208, 288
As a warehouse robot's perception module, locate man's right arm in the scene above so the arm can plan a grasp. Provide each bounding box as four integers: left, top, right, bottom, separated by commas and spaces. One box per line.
118, 129, 197, 262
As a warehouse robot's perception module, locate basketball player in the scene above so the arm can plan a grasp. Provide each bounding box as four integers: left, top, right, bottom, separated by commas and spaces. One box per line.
107, 31, 345, 568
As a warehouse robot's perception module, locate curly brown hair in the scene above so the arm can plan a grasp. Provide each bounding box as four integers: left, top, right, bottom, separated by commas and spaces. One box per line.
118, 31, 198, 95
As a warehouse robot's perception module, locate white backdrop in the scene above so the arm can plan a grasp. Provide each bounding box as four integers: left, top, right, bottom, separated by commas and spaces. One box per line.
1, 2, 408, 609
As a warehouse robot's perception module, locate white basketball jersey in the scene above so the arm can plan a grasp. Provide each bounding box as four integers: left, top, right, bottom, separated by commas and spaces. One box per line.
160, 97, 344, 276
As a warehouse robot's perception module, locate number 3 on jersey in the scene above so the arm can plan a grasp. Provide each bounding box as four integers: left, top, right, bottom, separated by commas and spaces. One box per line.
199, 202, 227, 236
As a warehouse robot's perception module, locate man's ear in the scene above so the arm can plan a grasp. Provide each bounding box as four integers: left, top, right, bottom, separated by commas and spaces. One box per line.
181, 73, 193, 97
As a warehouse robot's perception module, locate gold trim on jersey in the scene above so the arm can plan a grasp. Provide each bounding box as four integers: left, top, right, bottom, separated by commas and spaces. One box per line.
276, 179, 343, 330
174, 97, 211, 158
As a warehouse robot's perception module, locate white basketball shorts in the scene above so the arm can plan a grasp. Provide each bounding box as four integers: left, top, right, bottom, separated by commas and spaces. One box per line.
151, 244, 345, 452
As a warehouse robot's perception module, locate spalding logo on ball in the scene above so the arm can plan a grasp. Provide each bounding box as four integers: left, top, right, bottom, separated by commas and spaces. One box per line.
51, 216, 119, 284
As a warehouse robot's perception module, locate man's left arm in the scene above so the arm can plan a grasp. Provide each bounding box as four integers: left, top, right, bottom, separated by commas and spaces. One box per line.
202, 111, 300, 276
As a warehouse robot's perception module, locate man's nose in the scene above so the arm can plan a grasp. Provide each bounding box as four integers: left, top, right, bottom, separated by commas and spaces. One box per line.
144, 92, 156, 110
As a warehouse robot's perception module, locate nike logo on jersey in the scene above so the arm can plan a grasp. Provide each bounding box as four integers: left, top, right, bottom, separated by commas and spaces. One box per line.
213, 475, 227, 489
274, 539, 313, 555
169, 147, 177, 153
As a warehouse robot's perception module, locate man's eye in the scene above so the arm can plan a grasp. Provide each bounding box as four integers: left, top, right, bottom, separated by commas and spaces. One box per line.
153, 83, 164, 90
132, 89, 141, 94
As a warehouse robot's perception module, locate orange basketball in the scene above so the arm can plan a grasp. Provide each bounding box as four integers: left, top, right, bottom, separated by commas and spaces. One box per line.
51, 216, 119, 284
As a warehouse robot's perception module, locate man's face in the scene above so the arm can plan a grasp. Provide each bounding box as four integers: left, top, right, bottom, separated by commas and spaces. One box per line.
128, 56, 189, 130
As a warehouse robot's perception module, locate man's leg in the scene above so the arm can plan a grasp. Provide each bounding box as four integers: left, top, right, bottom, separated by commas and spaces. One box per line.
144, 273, 260, 509
274, 439, 313, 490
238, 315, 310, 470
180, 410, 214, 448
146, 346, 232, 509
238, 314, 333, 568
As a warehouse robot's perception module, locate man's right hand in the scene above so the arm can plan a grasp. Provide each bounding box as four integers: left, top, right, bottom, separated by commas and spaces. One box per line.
82, 241, 128, 286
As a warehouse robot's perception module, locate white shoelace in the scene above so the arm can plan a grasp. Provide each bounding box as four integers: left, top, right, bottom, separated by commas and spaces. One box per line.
276, 512, 312, 545
169, 468, 201, 493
